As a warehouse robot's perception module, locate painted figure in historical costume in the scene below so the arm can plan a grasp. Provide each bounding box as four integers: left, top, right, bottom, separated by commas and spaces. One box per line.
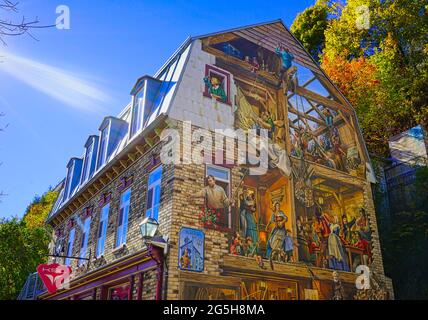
323, 108, 334, 127
327, 223, 350, 272
331, 271, 345, 300
284, 229, 294, 262
356, 208, 371, 241
297, 220, 315, 263
253, 110, 286, 145
292, 126, 310, 158
266, 202, 288, 260
189, 175, 230, 226
332, 135, 347, 170
340, 214, 356, 244
180, 248, 192, 269
313, 206, 332, 267
318, 126, 346, 171
235, 86, 292, 177
355, 232, 372, 266
203, 76, 227, 102
239, 188, 258, 243
230, 231, 244, 256
275, 43, 295, 83
250, 56, 260, 73
257, 111, 276, 140
245, 236, 265, 269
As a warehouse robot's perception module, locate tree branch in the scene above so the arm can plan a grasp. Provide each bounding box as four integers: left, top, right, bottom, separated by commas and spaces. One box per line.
0, 0, 56, 45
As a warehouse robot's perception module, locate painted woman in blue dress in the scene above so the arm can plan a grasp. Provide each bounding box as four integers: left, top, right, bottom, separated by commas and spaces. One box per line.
240, 189, 258, 244
266, 202, 288, 258
327, 223, 350, 271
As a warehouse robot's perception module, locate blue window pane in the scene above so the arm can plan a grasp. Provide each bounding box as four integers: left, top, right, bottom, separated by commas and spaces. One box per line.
121, 189, 131, 203
121, 208, 129, 243
146, 166, 162, 220
154, 185, 161, 206
152, 185, 161, 220
96, 203, 109, 257
207, 166, 229, 181
116, 189, 131, 247
79, 218, 91, 266
148, 166, 163, 185
65, 228, 75, 266
98, 221, 104, 239
146, 188, 153, 210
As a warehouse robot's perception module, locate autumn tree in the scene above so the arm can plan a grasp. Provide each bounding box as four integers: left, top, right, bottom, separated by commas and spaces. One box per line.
291, 0, 428, 155
291, 0, 428, 298
0, 189, 58, 299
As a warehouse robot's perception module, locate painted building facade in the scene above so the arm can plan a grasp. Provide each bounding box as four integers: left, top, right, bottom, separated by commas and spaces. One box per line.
38, 20, 393, 300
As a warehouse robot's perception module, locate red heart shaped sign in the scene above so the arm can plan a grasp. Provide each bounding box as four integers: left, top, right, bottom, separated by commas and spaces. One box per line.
37, 263, 72, 294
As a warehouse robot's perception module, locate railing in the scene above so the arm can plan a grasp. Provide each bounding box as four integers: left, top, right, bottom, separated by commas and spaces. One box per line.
17, 272, 45, 300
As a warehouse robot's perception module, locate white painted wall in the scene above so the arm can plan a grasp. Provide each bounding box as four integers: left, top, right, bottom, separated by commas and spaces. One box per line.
168, 40, 236, 131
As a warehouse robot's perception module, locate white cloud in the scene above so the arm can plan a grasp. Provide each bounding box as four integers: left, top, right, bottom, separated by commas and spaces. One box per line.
0, 52, 111, 113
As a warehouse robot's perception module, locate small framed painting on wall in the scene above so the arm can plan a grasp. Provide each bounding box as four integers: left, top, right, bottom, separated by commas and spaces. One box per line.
178, 227, 205, 272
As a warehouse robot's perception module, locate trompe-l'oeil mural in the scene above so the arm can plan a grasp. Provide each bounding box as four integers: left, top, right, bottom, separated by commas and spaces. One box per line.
194, 33, 374, 277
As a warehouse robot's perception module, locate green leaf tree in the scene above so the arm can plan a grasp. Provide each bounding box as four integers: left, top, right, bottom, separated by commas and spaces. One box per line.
0, 190, 58, 299
291, 0, 330, 61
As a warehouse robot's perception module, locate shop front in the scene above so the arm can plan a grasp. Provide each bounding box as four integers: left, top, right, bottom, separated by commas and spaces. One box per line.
38, 245, 164, 300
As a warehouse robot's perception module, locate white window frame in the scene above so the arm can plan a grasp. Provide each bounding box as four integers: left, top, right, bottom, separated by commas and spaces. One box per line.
206, 164, 231, 228
145, 165, 163, 220
116, 188, 131, 248
96, 203, 110, 258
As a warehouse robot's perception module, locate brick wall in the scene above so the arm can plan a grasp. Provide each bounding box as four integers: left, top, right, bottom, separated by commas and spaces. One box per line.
51, 142, 173, 296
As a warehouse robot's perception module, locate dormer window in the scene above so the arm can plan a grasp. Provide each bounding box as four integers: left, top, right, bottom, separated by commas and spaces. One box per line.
81, 136, 99, 184
63, 158, 83, 201
131, 87, 145, 136
63, 166, 73, 201
97, 124, 110, 169
130, 76, 162, 137
96, 117, 128, 170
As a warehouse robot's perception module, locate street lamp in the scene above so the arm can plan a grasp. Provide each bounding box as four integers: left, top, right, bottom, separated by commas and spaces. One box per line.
139, 216, 159, 240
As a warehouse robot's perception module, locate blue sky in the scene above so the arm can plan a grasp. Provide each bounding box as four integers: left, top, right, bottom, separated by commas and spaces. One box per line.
0, 0, 315, 219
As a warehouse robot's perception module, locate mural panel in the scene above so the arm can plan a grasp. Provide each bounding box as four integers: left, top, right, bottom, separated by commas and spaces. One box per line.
178, 227, 205, 272
199, 29, 373, 276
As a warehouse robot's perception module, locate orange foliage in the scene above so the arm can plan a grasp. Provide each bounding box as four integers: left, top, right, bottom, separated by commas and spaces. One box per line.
320, 52, 379, 106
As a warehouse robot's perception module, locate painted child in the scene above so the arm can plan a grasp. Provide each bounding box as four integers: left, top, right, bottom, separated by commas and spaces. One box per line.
283, 229, 294, 262
245, 236, 265, 269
